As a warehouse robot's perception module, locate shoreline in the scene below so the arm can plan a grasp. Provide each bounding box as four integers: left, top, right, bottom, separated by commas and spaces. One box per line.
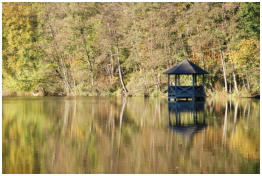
2, 94, 260, 99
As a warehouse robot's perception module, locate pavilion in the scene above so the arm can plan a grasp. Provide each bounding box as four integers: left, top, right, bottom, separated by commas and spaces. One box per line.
164, 59, 208, 101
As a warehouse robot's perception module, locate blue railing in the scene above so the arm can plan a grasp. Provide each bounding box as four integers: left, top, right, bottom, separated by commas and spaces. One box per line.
168, 86, 205, 98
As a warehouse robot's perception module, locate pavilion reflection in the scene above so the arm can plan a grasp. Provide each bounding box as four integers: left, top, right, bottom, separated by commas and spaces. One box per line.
168, 101, 207, 138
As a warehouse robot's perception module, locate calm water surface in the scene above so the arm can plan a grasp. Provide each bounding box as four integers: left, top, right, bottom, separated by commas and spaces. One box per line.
2, 97, 260, 173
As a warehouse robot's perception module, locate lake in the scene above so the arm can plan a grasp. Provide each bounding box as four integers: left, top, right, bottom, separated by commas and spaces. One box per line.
2, 97, 260, 174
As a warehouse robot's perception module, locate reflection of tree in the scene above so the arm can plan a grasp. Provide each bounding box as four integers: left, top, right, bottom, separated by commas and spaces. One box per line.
2, 97, 260, 174
117, 97, 127, 156
222, 101, 228, 146
233, 101, 239, 130
3, 99, 47, 173
52, 99, 77, 169
195, 98, 259, 173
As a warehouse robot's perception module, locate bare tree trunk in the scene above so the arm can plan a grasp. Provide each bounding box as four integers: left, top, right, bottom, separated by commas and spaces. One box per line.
60, 57, 74, 96
117, 58, 128, 94
220, 49, 227, 92
69, 57, 77, 95
232, 69, 238, 93
110, 52, 114, 83
246, 73, 250, 90
116, 47, 128, 94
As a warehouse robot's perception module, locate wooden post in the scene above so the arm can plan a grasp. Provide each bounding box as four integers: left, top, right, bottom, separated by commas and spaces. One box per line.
195, 75, 197, 98
175, 74, 177, 101
192, 74, 195, 100
175, 75, 177, 86
178, 75, 180, 86
195, 75, 197, 86
203, 101, 205, 124
168, 74, 170, 101
168, 74, 170, 88
202, 74, 205, 87
202, 74, 205, 98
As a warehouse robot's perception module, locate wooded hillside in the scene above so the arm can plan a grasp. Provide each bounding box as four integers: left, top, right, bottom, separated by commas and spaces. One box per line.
2, 2, 260, 96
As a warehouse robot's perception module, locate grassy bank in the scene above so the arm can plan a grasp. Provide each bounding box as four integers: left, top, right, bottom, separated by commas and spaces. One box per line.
3, 88, 259, 99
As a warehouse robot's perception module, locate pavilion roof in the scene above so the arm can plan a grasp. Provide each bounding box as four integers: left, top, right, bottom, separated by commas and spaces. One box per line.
163, 59, 208, 75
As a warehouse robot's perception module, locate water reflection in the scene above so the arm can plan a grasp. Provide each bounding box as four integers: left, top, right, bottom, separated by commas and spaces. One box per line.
2, 97, 260, 174
117, 97, 127, 156
168, 101, 206, 139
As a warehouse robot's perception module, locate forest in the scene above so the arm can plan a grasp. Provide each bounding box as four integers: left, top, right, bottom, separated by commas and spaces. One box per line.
2, 2, 260, 97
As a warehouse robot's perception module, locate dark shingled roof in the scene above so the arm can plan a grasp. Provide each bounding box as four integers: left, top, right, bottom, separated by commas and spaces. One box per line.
164, 59, 208, 74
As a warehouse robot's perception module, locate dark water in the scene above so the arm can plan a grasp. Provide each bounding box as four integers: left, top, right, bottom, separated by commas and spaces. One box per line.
2, 97, 260, 174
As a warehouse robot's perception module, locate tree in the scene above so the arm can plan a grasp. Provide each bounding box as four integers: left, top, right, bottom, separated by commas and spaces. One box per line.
238, 2, 260, 39
3, 3, 44, 93
229, 38, 259, 93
